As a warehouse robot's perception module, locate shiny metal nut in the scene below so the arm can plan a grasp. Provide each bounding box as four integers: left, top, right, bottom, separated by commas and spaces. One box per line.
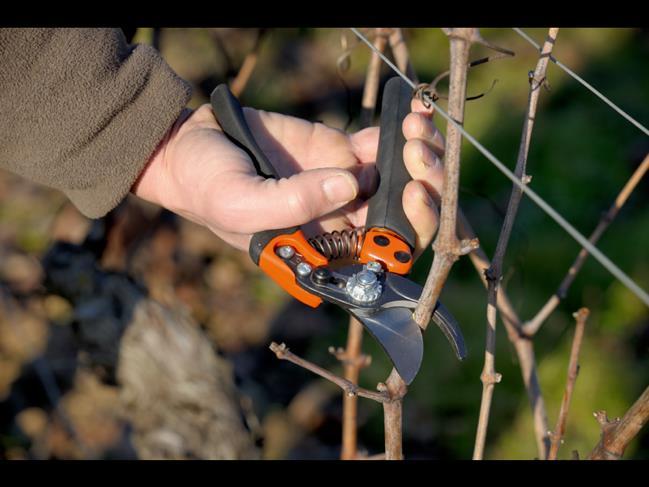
365, 261, 383, 273
357, 270, 377, 286
277, 245, 295, 259
346, 270, 382, 303
296, 262, 313, 277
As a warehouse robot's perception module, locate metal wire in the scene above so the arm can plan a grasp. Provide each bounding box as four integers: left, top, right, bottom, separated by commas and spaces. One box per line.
513, 28, 649, 138
350, 27, 649, 308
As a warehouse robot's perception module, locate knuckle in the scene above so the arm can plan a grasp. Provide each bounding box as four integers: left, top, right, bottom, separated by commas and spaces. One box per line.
285, 184, 316, 223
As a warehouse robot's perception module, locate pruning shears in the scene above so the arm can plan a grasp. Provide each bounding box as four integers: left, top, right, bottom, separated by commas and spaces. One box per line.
210, 77, 466, 384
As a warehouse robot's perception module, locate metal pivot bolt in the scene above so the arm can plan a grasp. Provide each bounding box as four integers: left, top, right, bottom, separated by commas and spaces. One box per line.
365, 261, 383, 273
346, 263, 383, 303
277, 246, 295, 259
296, 262, 313, 277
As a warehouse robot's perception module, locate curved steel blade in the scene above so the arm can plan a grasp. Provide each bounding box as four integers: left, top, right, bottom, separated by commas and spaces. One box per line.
430, 301, 467, 360
382, 273, 467, 361
350, 307, 423, 385
290, 260, 465, 382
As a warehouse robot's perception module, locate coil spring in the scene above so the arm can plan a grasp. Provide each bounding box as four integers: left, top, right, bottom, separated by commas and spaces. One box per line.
308, 227, 366, 261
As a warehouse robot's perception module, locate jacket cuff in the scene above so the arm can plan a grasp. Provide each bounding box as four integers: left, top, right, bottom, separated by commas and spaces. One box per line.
66, 44, 192, 218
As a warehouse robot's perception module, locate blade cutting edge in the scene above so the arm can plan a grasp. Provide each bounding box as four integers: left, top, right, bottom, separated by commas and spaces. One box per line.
352, 307, 424, 385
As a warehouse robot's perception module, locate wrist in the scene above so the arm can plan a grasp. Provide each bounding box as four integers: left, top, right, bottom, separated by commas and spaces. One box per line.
131, 107, 194, 208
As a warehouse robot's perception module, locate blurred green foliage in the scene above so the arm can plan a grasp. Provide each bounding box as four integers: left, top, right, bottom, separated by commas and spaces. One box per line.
123, 28, 649, 459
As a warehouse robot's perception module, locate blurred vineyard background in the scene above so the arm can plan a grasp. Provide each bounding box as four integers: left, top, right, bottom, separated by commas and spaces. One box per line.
0, 27, 647, 460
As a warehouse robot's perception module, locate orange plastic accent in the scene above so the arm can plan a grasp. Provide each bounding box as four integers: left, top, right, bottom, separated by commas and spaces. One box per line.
359, 228, 413, 275
258, 229, 328, 308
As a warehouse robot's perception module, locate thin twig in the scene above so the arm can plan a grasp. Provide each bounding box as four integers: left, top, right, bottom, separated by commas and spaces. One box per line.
457, 212, 551, 458
412, 28, 474, 329
369, 27, 475, 461
513, 28, 649, 138
269, 342, 388, 403
472, 284, 503, 460
339, 28, 391, 457
388, 28, 418, 83
211, 30, 237, 79
380, 369, 407, 460
524, 153, 649, 336
588, 385, 649, 460
472, 27, 559, 460
337, 317, 371, 459
548, 307, 589, 460
359, 29, 390, 129
230, 29, 268, 97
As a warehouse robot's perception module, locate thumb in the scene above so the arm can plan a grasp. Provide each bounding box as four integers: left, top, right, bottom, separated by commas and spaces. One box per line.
217, 168, 359, 233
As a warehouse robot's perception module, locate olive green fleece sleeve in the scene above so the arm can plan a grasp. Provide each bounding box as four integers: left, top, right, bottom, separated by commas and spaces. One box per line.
0, 28, 192, 218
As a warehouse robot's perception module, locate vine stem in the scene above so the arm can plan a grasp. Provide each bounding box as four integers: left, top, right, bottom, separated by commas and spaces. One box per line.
269, 342, 388, 403
359, 29, 390, 128
472, 27, 559, 460
230, 29, 268, 97
380, 369, 407, 460
412, 28, 473, 329
548, 308, 589, 460
458, 213, 551, 458
338, 317, 370, 459
367, 27, 475, 461
588, 385, 649, 460
389, 28, 418, 82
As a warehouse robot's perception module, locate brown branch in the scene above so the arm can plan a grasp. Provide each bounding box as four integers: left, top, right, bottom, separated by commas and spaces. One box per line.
472, 28, 559, 460
211, 30, 237, 79
359, 29, 390, 129
413, 28, 474, 329
458, 211, 551, 458
488, 26, 558, 279
379, 369, 407, 460
388, 28, 418, 83
269, 342, 388, 403
588, 385, 649, 460
230, 29, 268, 98
548, 307, 589, 460
337, 27, 393, 457
472, 281, 503, 460
368, 28, 474, 461
523, 153, 649, 336
336, 317, 371, 459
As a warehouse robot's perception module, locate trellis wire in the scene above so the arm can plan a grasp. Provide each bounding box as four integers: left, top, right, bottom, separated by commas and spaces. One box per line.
513, 28, 649, 138
350, 27, 649, 308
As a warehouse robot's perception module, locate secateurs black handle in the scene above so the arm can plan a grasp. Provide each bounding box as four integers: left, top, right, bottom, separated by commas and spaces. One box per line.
364, 77, 417, 250
210, 84, 298, 264
210, 84, 279, 179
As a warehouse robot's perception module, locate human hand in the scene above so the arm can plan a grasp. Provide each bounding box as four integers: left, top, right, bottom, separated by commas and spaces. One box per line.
132, 99, 445, 259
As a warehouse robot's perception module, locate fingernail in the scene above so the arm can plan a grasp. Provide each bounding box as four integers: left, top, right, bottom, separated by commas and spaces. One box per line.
322, 173, 358, 204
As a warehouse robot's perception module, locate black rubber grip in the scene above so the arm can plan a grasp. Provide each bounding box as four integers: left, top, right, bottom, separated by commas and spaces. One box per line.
210, 83, 279, 179
365, 77, 416, 249
210, 84, 298, 264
